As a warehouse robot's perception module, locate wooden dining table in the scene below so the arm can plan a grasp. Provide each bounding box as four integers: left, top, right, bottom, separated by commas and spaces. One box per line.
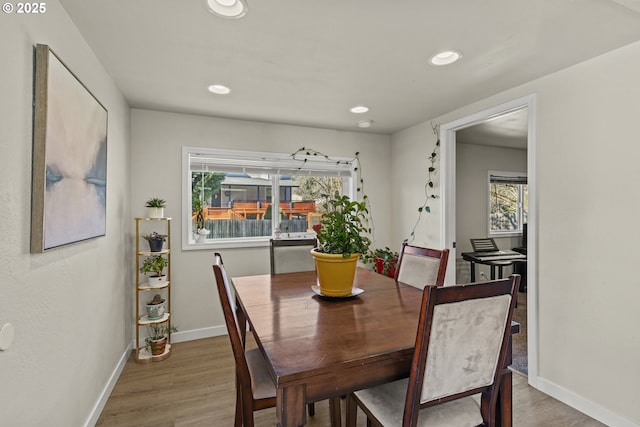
232, 267, 519, 427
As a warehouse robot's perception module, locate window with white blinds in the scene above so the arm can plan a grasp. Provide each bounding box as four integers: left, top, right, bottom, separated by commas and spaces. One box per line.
488, 171, 528, 235
182, 147, 356, 249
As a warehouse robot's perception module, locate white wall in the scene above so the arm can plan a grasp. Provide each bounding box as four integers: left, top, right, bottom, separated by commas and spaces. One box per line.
390, 121, 443, 247
0, 2, 131, 426
391, 41, 640, 426
130, 109, 392, 336
456, 143, 527, 282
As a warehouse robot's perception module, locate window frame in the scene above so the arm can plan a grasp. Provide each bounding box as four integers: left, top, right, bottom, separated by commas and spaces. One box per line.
487, 170, 528, 238
181, 146, 356, 250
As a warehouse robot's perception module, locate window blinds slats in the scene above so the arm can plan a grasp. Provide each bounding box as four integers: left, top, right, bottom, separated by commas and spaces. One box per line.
189, 148, 354, 177
489, 174, 527, 185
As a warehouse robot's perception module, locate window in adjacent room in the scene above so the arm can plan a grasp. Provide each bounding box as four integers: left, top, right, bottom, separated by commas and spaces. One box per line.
488, 171, 527, 236
182, 147, 355, 249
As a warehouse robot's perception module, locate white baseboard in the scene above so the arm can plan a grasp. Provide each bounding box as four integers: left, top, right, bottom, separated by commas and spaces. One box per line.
83, 340, 133, 427
536, 376, 639, 427
171, 325, 227, 343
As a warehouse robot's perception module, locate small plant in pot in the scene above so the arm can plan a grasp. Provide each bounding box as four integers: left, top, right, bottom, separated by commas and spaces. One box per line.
145, 197, 166, 218
145, 293, 166, 320
145, 322, 178, 356
311, 194, 371, 296
140, 255, 169, 287
192, 199, 210, 242
364, 247, 400, 278
143, 231, 167, 252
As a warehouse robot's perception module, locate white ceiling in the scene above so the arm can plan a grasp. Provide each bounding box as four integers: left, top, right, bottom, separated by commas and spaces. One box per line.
456, 108, 529, 149
59, 0, 640, 136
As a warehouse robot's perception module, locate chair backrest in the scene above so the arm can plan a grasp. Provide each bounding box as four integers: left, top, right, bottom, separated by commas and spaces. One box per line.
212, 253, 253, 391
403, 275, 520, 425
470, 237, 499, 252
395, 243, 449, 288
270, 238, 317, 275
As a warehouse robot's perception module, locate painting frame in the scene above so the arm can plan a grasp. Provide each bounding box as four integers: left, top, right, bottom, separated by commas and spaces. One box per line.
31, 44, 108, 253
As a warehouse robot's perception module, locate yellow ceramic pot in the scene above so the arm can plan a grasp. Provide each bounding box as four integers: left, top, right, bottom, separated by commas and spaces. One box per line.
311, 248, 359, 297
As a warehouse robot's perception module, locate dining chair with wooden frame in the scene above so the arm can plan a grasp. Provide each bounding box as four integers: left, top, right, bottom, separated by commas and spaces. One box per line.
346, 275, 520, 427
394, 243, 450, 288
213, 253, 275, 426
213, 253, 340, 426
270, 238, 317, 275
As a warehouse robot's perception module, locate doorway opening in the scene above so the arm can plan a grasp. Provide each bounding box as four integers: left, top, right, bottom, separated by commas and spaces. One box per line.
440, 94, 538, 385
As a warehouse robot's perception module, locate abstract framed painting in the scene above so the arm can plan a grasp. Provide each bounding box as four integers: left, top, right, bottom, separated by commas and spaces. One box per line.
31, 44, 108, 253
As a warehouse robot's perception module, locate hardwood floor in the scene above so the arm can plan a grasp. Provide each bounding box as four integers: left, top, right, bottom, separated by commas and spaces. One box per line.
97, 335, 604, 427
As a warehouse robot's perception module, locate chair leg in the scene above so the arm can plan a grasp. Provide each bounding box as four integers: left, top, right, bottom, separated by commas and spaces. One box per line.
242, 398, 254, 427
345, 394, 357, 427
329, 397, 342, 427
234, 381, 242, 426
234, 399, 242, 427
237, 381, 254, 427
307, 402, 315, 416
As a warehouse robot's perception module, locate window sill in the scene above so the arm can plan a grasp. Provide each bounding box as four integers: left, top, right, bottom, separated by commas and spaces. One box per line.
181, 232, 317, 251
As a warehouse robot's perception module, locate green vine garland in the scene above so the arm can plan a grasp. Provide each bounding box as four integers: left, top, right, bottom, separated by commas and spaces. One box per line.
405, 122, 440, 243
290, 147, 374, 236
291, 123, 440, 249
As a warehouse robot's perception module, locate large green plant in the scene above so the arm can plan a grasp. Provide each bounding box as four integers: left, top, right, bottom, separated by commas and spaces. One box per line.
314, 194, 371, 258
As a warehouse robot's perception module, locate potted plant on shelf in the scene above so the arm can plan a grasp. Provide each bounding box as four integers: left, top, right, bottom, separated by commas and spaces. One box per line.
365, 246, 400, 278
143, 231, 167, 252
145, 197, 166, 218
311, 194, 371, 297
140, 255, 169, 287
145, 293, 166, 320
192, 199, 210, 243
145, 322, 177, 356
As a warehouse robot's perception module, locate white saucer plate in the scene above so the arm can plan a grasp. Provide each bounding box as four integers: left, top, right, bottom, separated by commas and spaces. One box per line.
311, 285, 364, 299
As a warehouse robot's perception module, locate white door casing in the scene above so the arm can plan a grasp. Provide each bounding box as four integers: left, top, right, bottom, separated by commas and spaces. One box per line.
440, 94, 538, 386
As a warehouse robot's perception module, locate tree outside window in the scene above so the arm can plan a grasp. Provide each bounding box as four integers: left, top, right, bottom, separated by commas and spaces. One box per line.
489, 171, 527, 235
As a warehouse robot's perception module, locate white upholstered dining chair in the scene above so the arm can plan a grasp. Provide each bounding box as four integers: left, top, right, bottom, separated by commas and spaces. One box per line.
270, 238, 317, 275
346, 275, 520, 427
395, 243, 449, 288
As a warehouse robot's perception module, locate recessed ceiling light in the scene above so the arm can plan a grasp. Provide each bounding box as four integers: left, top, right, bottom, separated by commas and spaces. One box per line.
208, 84, 231, 95
204, 0, 248, 19
429, 50, 462, 66
358, 120, 373, 128
350, 105, 369, 114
